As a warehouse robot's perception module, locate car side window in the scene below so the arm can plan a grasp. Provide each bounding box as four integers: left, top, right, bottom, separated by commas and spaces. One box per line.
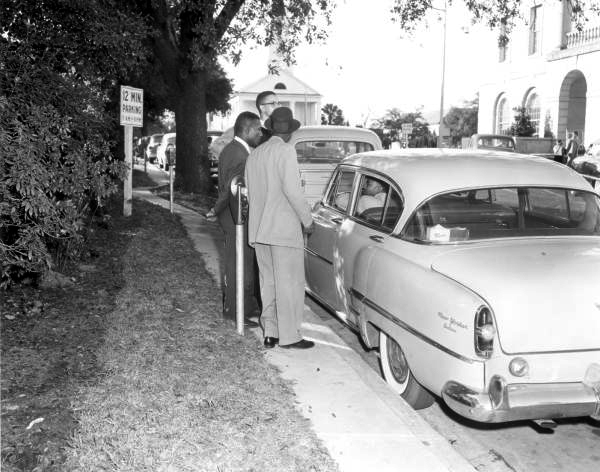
381, 188, 404, 231
326, 170, 355, 212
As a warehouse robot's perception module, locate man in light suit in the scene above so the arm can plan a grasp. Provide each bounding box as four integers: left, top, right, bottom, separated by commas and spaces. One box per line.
215, 111, 263, 325
245, 107, 315, 349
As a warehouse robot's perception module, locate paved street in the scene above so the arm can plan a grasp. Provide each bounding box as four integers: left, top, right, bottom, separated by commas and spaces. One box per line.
306, 297, 600, 472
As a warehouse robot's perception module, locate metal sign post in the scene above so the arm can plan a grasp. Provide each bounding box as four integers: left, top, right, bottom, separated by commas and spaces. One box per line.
119, 85, 143, 216
229, 176, 246, 335
169, 159, 174, 213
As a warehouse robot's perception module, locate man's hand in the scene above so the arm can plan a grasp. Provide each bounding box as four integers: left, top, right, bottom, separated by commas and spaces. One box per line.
303, 222, 315, 235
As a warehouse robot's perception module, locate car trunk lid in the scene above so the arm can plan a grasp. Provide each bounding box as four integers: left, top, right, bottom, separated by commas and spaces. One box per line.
431, 239, 600, 353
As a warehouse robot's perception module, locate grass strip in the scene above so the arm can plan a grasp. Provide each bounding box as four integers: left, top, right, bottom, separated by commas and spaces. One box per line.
64, 199, 338, 471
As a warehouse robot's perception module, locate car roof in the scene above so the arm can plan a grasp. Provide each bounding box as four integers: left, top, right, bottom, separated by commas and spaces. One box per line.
341, 149, 594, 209
290, 126, 382, 148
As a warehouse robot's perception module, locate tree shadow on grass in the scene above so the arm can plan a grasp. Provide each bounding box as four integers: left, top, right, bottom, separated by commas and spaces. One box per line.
0, 200, 141, 471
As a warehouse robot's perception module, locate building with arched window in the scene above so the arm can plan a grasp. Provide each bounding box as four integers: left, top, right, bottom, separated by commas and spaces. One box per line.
478, 0, 600, 147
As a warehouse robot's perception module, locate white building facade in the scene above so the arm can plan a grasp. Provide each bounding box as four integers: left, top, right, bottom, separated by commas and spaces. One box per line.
208, 54, 322, 131
478, 0, 600, 146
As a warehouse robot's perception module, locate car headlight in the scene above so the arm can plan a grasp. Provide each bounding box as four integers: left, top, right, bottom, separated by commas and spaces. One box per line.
509, 357, 529, 377
474, 305, 495, 358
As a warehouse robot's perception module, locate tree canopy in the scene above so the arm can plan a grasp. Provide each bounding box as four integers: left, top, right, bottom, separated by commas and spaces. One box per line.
321, 103, 347, 125
374, 108, 436, 148
391, 1, 600, 46
443, 97, 479, 147
128, 0, 334, 192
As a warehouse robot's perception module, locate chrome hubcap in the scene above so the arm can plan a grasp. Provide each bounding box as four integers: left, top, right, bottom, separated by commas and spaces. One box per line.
387, 337, 409, 384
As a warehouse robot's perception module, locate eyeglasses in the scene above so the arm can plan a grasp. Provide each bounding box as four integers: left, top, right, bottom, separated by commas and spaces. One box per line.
261, 101, 280, 107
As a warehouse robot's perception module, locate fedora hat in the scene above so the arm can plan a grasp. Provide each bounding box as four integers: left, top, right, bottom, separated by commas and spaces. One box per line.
265, 107, 301, 134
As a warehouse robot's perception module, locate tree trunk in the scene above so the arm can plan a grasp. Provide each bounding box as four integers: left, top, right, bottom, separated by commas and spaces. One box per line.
174, 70, 212, 194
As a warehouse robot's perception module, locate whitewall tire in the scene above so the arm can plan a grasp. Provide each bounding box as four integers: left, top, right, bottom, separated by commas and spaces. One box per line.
379, 330, 434, 409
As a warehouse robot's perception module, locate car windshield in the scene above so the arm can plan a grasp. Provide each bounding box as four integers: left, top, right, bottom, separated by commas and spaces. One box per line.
402, 187, 600, 243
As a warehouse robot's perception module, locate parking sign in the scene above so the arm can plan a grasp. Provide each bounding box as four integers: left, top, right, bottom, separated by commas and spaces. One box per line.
120, 86, 143, 127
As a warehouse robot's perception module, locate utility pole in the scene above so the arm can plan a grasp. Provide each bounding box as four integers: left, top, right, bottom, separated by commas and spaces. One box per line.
437, 0, 447, 148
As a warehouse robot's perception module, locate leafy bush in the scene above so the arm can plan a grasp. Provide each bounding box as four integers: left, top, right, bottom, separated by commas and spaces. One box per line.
0, 44, 125, 287
510, 107, 537, 137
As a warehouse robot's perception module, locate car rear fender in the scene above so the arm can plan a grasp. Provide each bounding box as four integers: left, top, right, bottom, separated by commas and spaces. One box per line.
360, 245, 486, 394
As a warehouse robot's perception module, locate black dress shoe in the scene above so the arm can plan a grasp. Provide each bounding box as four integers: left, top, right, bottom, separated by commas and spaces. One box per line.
279, 339, 315, 349
264, 337, 279, 348
244, 319, 259, 328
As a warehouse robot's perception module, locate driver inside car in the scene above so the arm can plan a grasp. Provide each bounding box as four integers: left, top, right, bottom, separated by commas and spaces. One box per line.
356, 177, 387, 216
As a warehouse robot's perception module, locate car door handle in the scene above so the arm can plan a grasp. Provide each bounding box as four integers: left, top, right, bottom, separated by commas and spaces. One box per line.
369, 235, 384, 243
331, 217, 343, 225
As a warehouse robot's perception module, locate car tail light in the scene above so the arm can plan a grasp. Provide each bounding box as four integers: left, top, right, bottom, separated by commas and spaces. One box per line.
474, 306, 495, 358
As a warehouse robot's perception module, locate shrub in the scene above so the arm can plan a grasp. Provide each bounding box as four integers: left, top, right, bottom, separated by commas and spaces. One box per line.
0, 43, 125, 287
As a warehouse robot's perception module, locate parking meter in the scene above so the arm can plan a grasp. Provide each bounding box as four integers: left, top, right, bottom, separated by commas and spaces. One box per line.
229, 175, 247, 225
229, 175, 247, 335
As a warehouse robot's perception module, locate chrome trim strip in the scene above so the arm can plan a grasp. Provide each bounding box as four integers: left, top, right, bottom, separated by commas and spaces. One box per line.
350, 288, 476, 364
304, 246, 333, 266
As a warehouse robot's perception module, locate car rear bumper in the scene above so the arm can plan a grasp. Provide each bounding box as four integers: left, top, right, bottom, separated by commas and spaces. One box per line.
442, 375, 600, 423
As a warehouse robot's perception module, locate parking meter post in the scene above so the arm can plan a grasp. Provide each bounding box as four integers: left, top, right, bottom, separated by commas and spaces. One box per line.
235, 211, 244, 336
229, 176, 246, 335
169, 154, 174, 214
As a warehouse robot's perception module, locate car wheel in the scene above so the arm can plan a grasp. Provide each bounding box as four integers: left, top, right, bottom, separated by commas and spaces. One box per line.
379, 330, 434, 409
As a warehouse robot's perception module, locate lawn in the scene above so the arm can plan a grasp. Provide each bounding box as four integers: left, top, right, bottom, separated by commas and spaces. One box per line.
1, 174, 338, 471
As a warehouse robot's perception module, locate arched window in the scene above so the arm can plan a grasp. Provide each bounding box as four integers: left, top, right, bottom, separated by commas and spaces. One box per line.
274, 82, 287, 90
495, 94, 511, 135
524, 90, 540, 136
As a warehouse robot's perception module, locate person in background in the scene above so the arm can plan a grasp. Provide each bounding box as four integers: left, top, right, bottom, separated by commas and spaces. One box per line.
244, 107, 314, 350
205, 90, 280, 218
566, 131, 580, 167
214, 112, 263, 326
553, 139, 566, 164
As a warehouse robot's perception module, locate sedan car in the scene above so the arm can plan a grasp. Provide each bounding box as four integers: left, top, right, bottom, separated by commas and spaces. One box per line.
145, 133, 164, 164
304, 148, 600, 423
572, 138, 600, 189
156, 132, 176, 170
292, 126, 382, 206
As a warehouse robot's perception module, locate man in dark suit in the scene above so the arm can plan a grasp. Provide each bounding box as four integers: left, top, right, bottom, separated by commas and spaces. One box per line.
214, 111, 263, 325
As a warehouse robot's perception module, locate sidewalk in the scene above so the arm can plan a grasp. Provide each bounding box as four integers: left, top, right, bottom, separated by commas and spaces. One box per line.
133, 165, 476, 472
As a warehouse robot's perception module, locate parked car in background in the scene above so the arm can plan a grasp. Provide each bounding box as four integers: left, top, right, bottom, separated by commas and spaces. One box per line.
145, 134, 164, 164
165, 139, 176, 171
292, 126, 382, 205
465, 134, 516, 152
572, 138, 600, 189
207, 126, 382, 199
208, 130, 225, 181
156, 132, 176, 170
305, 148, 600, 424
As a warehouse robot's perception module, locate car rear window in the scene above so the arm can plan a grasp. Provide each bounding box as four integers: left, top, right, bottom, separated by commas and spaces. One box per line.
402, 187, 600, 243
295, 140, 374, 164
477, 137, 514, 149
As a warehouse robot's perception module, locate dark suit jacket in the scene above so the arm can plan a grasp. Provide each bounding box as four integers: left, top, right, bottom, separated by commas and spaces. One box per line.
215, 139, 250, 229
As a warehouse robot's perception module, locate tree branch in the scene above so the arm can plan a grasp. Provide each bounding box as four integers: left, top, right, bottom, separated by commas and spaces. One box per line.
214, 0, 246, 40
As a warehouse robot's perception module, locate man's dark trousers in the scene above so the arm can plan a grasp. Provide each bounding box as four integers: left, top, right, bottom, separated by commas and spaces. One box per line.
218, 211, 260, 321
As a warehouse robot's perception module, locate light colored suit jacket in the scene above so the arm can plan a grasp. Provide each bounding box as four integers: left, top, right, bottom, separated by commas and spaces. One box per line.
245, 136, 313, 249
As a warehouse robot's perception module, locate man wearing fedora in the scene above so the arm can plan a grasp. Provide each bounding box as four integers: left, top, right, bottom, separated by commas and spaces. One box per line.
245, 107, 315, 349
